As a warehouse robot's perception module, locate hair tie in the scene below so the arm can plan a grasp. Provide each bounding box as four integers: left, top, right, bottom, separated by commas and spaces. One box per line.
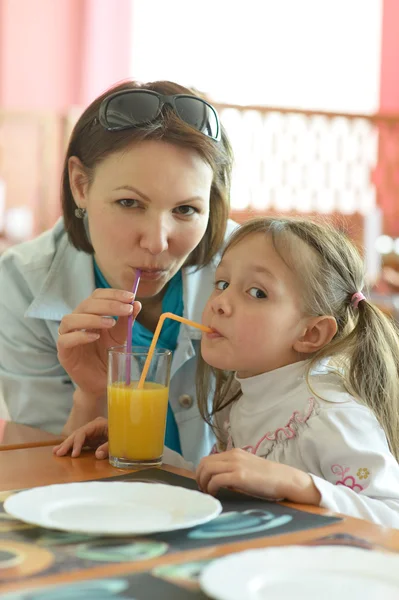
351, 292, 366, 309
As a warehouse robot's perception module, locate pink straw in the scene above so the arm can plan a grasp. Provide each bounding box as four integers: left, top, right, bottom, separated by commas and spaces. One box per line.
125, 269, 141, 385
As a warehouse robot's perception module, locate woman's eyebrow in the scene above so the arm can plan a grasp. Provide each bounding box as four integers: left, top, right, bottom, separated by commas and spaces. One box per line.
114, 185, 205, 204
114, 185, 149, 199
175, 196, 205, 204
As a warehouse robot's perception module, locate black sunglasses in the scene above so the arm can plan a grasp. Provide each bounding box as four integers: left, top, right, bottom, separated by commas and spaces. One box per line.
98, 89, 221, 141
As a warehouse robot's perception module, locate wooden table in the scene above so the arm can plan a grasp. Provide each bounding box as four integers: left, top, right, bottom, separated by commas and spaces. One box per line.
1, 445, 399, 595
0, 420, 64, 451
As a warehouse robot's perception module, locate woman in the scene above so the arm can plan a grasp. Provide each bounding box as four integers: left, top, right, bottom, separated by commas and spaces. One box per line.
0, 80, 235, 465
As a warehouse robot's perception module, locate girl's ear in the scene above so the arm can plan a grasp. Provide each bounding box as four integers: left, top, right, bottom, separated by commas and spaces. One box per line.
293, 316, 337, 355
68, 156, 90, 209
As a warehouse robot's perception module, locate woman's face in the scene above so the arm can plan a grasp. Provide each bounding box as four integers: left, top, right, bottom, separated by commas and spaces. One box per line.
69, 140, 213, 299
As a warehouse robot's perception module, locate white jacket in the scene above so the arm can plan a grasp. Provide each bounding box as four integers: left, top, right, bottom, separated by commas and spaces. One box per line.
166, 360, 399, 528
0, 218, 237, 465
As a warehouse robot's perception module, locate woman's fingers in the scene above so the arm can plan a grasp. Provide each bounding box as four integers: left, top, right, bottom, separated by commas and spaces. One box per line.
53, 429, 87, 457
58, 315, 117, 335
57, 298, 142, 349
58, 289, 134, 335
132, 301, 142, 318
53, 433, 77, 456
53, 418, 108, 458
57, 315, 116, 350
91, 288, 135, 303
110, 302, 142, 343
57, 330, 101, 350
95, 442, 109, 459
76, 289, 135, 317
70, 429, 90, 457
79, 299, 134, 318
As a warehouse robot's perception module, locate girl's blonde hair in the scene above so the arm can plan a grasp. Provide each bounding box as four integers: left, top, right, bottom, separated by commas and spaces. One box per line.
197, 217, 399, 460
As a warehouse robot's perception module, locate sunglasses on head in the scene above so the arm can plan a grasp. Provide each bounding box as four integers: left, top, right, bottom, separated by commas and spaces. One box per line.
98, 89, 221, 141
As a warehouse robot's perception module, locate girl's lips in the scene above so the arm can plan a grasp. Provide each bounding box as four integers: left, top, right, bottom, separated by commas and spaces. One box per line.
205, 328, 224, 339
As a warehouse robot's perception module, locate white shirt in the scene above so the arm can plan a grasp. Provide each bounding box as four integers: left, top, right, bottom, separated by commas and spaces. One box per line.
213, 361, 399, 528
0, 218, 237, 466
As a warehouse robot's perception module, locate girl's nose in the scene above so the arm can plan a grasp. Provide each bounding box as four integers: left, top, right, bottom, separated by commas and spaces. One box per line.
212, 291, 233, 317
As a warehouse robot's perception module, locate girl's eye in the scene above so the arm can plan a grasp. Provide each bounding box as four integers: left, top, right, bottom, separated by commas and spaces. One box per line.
248, 287, 267, 299
215, 280, 229, 291
174, 205, 197, 216
118, 199, 139, 208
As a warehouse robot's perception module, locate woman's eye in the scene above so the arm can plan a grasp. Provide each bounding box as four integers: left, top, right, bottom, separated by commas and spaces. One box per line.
248, 287, 267, 299
215, 280, 229, 291
174, 205, 197, 216
118, 199, 139, 208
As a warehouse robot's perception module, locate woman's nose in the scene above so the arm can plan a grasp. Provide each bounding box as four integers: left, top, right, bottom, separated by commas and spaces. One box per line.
139, 216, 169, 255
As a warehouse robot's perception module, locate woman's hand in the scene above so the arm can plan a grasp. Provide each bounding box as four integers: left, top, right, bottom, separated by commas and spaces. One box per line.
53, 417, 109, 459
196, 448, 321, 505
57, 289, 141, 396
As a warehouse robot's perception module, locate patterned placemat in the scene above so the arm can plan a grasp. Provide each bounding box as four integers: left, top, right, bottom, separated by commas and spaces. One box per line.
0, 534, 385, 599
0, 467, 341, 587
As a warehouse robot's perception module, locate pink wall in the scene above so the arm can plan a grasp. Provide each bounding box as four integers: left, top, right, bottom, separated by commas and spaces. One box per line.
0, 0, 132, 109
379, 0, 399, 112
0, 0, 133, 239
80, 0, 133, 104
376, 0, 399, 235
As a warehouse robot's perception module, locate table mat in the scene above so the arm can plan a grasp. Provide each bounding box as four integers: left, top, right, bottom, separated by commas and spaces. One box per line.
0, 534, 383, 600
0, 467, 340, 587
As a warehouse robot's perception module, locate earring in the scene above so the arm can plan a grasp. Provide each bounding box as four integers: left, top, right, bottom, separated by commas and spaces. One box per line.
74, 207, 86, 219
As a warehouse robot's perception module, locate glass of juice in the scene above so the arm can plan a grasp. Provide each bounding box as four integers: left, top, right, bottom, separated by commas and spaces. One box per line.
107, 346, 172, 469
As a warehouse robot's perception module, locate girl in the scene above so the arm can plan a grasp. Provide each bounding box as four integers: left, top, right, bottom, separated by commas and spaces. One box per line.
55, 217, 399, 528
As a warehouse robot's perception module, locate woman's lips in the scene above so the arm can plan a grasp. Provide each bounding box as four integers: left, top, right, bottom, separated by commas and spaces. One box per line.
135, 269, 167, 281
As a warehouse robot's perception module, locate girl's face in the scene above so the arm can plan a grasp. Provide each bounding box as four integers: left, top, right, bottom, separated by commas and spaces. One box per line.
69, 140, 213, 299
201, 232, 309, 378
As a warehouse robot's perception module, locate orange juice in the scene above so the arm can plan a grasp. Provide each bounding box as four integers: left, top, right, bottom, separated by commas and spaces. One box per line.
108, 381, 169, 462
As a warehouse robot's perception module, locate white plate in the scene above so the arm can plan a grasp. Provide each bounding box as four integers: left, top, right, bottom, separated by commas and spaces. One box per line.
3, 481, 222, 536
200, 546, 399, 600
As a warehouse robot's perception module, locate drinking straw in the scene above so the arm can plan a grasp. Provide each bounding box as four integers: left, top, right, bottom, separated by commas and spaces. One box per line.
137, 312, 211, 389
125, 269, 141, 385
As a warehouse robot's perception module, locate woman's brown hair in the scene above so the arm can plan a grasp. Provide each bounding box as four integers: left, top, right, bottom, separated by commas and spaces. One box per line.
62, 80, 233, 266
197, 217, 399, 460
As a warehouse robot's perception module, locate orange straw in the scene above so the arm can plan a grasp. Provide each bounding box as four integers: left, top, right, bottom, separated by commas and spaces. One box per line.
137, 312, 211, 389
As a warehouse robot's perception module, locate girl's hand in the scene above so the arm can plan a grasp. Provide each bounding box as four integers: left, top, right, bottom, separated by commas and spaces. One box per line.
57, 289, 141, 396
53, 417, 109, 459
196, 448, 321, 505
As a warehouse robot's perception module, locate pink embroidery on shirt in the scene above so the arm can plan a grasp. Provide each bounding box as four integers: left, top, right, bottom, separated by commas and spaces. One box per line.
226, 439, 255, 453
331, 464, 364, 492
224, 424, 256, 454
253, 398, 315, 454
